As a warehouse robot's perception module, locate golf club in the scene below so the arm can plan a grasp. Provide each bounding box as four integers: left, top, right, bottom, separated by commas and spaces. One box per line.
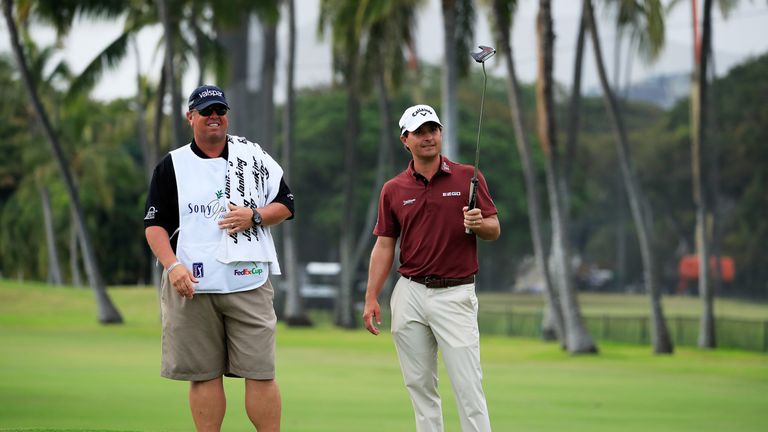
466, 45, 496, 234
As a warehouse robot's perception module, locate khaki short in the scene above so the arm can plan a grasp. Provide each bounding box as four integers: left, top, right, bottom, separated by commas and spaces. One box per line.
160, 272, 276, 381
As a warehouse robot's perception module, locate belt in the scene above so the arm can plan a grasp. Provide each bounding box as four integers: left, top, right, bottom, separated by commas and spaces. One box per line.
409, 275, 475, 288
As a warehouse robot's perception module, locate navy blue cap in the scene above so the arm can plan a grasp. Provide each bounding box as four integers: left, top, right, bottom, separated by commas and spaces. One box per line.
188, 85, 229, 111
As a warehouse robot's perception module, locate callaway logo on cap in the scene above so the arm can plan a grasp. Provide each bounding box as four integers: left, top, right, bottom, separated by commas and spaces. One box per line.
398, 104, 443, 136
188, 84, 230, 111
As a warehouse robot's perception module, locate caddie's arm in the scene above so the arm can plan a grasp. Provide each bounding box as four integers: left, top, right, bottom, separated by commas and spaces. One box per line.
145, 226, 198, 299
363, 236, 396, 335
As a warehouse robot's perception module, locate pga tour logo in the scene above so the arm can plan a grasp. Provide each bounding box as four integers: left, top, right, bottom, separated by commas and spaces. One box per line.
192, 262, 204, 278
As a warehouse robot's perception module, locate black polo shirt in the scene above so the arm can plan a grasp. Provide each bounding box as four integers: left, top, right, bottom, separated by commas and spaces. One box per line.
144, 140, 295, 251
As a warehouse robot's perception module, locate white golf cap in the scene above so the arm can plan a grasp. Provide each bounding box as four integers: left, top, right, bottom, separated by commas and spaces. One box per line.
398, 104, 443, 136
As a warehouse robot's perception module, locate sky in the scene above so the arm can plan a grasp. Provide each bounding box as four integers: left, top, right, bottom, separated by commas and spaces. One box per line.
1, 0, 767, 103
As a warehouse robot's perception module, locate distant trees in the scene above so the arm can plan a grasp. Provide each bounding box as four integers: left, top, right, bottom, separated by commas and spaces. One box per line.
0, 1, 766, 347
489, 0, 565, 346
583, 0, 673, 354
2, 0, 123, 323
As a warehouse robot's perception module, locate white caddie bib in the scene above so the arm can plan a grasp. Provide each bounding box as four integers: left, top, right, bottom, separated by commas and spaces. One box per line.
171, 145, 268, 293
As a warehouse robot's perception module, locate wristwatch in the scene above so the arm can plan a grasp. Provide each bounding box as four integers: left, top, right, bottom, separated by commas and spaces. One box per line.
251, 208, 263, 226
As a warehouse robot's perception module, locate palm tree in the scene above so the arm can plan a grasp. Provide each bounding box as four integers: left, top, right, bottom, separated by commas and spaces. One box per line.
280, 0, 312, 326
488, 0, 565, 345
213, 2, 280, 147
2, 0, 122, 323
319, 0, 365, 328
318, 0, 419, 328
157, 0, 185, 149
354, 0, 420, 309
40, 184, 63, 285
536, 0, 597, 353
440, 0, 475, 160
691, 0, 716, 348
583, 0, 672, 353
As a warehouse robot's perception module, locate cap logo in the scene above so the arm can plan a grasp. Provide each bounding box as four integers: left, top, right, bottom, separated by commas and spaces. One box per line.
198, 89, 223, 98
412, 107, 433, 117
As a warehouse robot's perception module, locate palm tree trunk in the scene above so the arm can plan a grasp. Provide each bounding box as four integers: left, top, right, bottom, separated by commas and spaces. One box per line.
564, 2, 586, 184
706, 52, 723, 333
440, 0, 460, 160
3, 0, 122, 323
281, 0, 311, 327
218, 15, 250, 136
132, 39, 162, 294
157, 0, 184, 149
352, 70, 393, 271
153, 62, 167, 155
584, 0, 671, 353
40, 185, 63, 285
69, 210, 83, 287
537, 0, 596, 354
260, 21, 277, 153
335, 49, 360, 329
491, 0, 564, 346
694, 0, 716, 349
133, 40, 156, 185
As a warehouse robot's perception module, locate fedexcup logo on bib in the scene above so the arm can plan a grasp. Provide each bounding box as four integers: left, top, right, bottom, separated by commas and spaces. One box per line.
234, 266, 263, 277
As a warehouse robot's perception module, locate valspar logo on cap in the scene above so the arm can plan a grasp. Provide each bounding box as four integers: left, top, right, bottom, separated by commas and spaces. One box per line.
188, 85, 229, 110
399, 104, 443, 136
198, 89, 223, 98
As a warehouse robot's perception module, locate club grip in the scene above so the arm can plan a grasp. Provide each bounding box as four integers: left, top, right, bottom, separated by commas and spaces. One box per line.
465, 177, 478, 234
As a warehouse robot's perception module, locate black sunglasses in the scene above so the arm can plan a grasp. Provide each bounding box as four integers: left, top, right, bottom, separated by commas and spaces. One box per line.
195, 105, 228, 117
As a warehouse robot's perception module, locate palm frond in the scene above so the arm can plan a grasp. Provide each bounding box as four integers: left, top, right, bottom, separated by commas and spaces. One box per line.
65, 31, 130, 102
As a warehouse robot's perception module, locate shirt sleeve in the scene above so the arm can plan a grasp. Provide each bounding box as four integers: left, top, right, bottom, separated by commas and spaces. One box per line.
271, 177, 295, 219
373, 182, 400, 238
475, 170, 498, 217
143, 154, 179, 235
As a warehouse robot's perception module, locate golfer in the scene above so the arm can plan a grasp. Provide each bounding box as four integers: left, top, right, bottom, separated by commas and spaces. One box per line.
362, 104, 500, 432
144, 84, 293, 431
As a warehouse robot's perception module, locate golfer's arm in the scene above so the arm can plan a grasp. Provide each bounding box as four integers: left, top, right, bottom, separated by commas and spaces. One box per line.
365, 236, 396, 301
475, 214, 501, 241
145, 226, 178, 270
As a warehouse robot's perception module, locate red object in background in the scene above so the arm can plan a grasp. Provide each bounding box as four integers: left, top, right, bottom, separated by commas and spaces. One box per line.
677, 255, 735, 294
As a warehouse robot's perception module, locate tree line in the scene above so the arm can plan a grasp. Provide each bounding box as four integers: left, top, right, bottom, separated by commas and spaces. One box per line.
1, 0, 765, 355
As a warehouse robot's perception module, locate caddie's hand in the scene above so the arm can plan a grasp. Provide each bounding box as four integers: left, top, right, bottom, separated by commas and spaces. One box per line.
363, 300, 381, 335
168, 264, 199, 299
219, 203, 253, 234
463, 206, 483, 231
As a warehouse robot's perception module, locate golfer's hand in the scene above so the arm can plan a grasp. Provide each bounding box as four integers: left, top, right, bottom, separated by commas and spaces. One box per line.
363, 300, 381, 335
219, 203, 254, 234
463, 206, 484, 231
169, 264, 199, 299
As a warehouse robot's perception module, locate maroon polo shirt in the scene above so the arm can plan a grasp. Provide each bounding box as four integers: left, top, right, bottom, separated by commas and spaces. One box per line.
374, 156, 497, 279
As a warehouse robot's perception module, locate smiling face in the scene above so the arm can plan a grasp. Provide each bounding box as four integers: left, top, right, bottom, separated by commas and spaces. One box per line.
186, 104, 228, 146
400, 121, 442, 161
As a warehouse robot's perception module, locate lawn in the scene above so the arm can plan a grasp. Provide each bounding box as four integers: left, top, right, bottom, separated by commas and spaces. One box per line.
1, 281, 767, 431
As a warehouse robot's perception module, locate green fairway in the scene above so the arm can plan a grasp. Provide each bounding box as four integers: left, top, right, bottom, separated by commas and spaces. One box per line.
1, 281, 767, 431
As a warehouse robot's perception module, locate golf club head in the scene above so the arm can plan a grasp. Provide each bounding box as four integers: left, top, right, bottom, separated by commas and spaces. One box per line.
471, 45, 496, 63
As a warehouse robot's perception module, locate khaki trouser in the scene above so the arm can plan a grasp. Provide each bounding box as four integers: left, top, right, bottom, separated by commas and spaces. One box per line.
390, 276, 491, 432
